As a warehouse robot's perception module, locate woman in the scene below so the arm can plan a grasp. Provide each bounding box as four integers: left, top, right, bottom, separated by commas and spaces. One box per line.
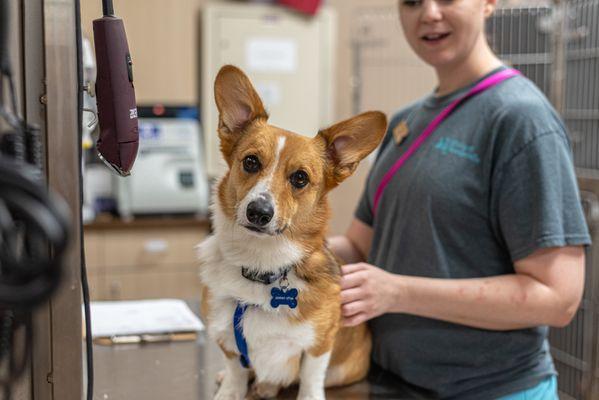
328, 0, 591, 398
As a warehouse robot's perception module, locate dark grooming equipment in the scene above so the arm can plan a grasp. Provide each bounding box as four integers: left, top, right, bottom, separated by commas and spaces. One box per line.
93, 0, 138, 176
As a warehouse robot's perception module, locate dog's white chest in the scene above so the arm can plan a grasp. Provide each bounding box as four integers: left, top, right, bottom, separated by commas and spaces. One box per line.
242, 305, 315, 350
198, 235, 315, 380
209, 295, 316, 384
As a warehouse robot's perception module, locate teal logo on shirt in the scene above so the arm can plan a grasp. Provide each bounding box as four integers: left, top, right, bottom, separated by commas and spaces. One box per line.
434, 137, 480, 164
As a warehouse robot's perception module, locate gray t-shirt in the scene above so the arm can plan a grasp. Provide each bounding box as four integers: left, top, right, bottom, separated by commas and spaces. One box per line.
355, 67, 591, 399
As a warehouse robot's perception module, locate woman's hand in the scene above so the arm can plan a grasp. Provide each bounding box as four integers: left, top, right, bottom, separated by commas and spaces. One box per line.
340, 263, 401, 326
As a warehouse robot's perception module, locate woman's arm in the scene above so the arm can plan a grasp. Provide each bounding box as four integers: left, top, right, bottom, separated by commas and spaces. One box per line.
341, 246, 585, 330
327, 218, 373, 264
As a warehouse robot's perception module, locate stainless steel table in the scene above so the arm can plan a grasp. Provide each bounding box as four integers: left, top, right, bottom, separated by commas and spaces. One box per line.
91, 330, 432, 400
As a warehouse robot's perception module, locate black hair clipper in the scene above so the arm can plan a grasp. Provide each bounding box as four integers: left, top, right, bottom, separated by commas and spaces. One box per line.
92, 0, 138, 176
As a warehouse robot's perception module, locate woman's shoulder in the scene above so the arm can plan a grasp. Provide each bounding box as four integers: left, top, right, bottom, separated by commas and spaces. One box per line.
483, 74, 573, 169
489, 75, 565, 132
486, 74, 569, 148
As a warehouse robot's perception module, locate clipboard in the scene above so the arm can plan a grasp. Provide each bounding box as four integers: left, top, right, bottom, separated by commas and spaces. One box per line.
93, 332, 199, 346
88, 299, 204, 346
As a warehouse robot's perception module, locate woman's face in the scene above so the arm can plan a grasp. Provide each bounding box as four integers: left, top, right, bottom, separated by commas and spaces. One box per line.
398, 0, 495, 69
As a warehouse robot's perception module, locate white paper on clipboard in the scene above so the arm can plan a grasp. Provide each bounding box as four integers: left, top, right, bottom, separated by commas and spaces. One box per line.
89, 299, 204, 338
246, 38, 298, 73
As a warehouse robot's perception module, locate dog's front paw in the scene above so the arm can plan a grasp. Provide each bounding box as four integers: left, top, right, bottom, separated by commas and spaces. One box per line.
247, 381, 280, 399
296, 390, 326, 400
214, 377, 248, 400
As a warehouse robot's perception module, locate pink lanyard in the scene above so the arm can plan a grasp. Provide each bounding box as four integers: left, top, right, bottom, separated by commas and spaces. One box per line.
372, 68, 522, 216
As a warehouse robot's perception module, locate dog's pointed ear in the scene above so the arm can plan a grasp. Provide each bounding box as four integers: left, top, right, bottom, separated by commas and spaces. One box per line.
214, 65, 268, 132
214, 65, 268, 158
317, 111, 387, 188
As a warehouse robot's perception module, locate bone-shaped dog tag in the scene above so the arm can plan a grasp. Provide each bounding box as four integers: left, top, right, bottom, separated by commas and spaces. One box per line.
270, 287, 298, 309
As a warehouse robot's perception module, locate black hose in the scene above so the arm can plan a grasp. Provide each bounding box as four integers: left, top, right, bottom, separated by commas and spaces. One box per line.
75, 0, 94, 398
102, 0, 114, 16
0, 0, 11, 75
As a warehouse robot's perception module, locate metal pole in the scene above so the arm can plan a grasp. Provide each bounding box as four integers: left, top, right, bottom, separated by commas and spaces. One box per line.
550, 0, 567, 114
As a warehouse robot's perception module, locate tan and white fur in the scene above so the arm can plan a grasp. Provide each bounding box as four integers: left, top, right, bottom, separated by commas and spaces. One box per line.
197, 65, 387, 400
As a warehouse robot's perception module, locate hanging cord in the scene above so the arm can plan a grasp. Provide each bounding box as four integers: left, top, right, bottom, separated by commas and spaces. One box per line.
0, 0, 68, 308
0, 1, 72, 398
0, 0, 24, 164
75, 0, 94, 398
0, 311, 33, 399
0, 311, 14, 400
0, 75, 26, 164
0, 158, 69, 305
102, 0, 114, 16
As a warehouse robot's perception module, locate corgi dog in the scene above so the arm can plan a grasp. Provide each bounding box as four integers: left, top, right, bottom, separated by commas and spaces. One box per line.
197, 65, 387, 400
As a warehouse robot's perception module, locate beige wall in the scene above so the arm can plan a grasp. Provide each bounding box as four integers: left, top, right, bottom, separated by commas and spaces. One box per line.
80, 0, 434, 235
81, 0, 207, 104
81, 0, 399, 112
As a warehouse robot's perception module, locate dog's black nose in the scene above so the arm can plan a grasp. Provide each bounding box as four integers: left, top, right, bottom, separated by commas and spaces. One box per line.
246, 199, 274, 226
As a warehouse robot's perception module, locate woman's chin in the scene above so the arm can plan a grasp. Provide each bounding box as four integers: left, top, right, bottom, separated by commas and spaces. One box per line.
419, 52, 464, 71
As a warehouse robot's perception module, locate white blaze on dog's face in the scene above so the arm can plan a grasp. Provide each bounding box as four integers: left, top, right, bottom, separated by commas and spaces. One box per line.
213, 65, 387, 240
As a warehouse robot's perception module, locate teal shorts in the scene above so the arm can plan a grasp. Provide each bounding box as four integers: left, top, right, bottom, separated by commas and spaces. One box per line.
496, 376, 558, 400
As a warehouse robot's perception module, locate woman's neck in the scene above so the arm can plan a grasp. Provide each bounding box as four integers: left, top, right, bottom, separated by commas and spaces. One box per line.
435, 37, 503, 97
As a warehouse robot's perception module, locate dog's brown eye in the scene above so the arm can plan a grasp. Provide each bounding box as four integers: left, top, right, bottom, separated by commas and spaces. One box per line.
290, 170, 309, 189
243, 155, 261, 173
